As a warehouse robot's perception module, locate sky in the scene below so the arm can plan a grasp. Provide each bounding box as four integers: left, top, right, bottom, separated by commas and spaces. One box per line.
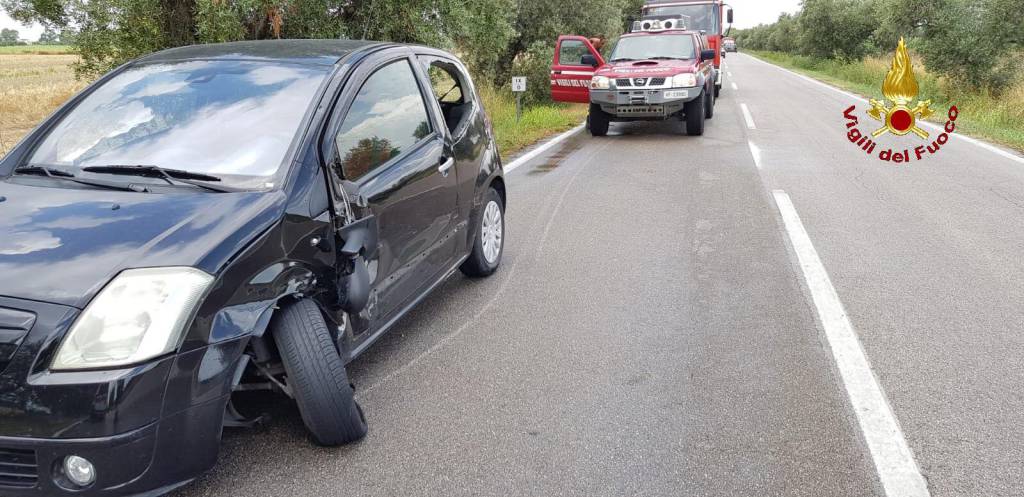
727, 0, 802, 29
0, 9, 44, 41
1, 1, 802, 42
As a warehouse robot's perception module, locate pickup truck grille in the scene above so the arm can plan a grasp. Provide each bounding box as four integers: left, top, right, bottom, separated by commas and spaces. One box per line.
0, 447, 38, 489
615, 77, 667, 88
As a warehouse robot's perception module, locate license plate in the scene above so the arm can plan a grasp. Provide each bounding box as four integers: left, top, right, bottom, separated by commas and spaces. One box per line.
617, 105, 664, 115
663, 90, 690, 99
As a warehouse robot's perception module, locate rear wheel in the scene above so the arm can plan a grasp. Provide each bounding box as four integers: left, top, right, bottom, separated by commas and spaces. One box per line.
685, 92, 706, 136
272, 299, 367, 446
714, 83, 721, 99
460, 187, 505, 277
588, 104, 609, 137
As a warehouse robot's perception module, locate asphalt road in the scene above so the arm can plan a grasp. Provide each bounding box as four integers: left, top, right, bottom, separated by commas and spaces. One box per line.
173, 53, 1024, 497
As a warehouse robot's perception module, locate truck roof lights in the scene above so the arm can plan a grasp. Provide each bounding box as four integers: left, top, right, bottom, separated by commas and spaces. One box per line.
631, 15, 691, 32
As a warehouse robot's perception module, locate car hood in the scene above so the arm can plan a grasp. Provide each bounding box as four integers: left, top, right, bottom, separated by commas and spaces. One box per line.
0, 181, 286, 308
597, 59, 698, 79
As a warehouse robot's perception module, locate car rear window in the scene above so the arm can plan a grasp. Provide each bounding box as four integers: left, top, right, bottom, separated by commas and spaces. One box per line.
27, 60, 330, 189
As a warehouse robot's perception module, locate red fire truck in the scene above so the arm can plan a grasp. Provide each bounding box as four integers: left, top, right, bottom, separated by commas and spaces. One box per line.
641, 1, 732, 97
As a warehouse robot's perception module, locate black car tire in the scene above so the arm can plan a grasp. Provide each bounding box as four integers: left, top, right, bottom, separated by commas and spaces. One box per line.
588, 104, 610, 137
685, 91, 706, 136
460, 187, 505, 277
714, 83, 721, 99
705, 86, 715, 119
272, 298, 367, 446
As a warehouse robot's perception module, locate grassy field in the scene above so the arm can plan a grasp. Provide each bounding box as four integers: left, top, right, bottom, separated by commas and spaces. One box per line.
0, 45, 75, 54
0, 51, 585, 161
748, 50, 1024, 153
0, 52, 84, 156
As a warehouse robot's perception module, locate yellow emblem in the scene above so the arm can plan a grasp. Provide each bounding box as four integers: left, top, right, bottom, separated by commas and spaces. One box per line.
867, 37, 933, 139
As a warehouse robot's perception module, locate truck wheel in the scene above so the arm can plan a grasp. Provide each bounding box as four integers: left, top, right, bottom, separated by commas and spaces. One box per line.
714, 84, 721, 99
685, 92, 706, 136
588, 104, 609, 137
460, 187, 504, 277
272, 298, 367, 446
705, 88, 715, 119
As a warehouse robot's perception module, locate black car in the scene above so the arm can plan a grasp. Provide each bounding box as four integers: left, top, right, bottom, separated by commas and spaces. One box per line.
0, 39, 505, 496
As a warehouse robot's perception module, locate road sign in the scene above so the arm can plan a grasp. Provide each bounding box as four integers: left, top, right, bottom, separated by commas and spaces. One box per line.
512, 77, 527, 93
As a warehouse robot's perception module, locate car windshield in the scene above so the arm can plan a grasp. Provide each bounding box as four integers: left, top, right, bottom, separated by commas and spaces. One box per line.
27, 60, 330, 189
644, 4, 719, 34
610, 35, 696, 61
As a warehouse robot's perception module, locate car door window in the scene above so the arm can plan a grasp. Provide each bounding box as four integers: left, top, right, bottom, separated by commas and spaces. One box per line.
334, 59, 433, 181
424, 61, 474, 134
558, 39, 591, 66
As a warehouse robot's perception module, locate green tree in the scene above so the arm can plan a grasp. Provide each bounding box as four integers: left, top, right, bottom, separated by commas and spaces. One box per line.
0, 28, 20, 45
797, 0, 875, 59
37, 26, 59, 44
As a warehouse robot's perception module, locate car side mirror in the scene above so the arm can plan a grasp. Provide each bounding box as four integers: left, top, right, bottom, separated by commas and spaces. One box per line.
581, 54, 600, 68
701, 49, 717, 61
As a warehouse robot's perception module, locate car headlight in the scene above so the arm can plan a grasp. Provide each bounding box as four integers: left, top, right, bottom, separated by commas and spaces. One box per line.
591, 76, 611, 90
52, 267, 214, 370
671, 73, 697, 87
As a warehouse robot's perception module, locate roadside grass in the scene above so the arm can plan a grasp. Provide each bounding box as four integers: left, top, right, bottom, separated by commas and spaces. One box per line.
0, 52, 585, 160
477, 85, 588, 158
0, 45, 75, 55
748, 50, 1024, 153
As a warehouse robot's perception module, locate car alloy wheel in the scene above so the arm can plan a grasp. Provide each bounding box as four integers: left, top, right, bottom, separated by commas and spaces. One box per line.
481, 200, 503, 264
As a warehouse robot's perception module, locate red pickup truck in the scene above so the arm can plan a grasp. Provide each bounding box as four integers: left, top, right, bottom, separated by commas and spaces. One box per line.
551, 25, 717, 136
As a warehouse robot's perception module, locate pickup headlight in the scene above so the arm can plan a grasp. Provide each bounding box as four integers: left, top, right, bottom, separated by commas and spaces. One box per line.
671, 73, 698, 88
52, 267, 213, 370
591, 76, 611, 90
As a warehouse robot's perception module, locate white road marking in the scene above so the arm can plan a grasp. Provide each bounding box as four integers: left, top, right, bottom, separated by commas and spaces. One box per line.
504, 124, 585, 173
740, 103, 756, 129
772, 190, 931, 497
747, 141, 761, 169
743, 53, 1024, 165
731, 82, 739, 91
728, 72, 733, 78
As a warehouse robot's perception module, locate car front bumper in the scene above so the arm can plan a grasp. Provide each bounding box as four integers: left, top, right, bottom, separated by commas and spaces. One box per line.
0, 396, 226, 496
590, 87, 701, 120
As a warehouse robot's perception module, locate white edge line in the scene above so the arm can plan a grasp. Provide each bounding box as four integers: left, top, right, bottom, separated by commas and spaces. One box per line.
731, 82, 738, 91
747, 141, 761, 169
743, 53, 1024, 165
503, 124, 585, 173
772, 190, 931, 497
740, 103, 756, 129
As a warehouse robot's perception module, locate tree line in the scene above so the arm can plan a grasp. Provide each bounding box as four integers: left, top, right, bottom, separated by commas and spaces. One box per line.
732, 0, 1023, 92
2, 0, 644, 103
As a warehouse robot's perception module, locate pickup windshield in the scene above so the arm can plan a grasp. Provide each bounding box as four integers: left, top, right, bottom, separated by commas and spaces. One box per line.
610, 35, 696, 62
644, 4, 719, 34
27, 60, 330, 189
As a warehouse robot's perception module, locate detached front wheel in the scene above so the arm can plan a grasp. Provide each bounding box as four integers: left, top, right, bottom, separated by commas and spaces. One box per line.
272, 298, 367, 446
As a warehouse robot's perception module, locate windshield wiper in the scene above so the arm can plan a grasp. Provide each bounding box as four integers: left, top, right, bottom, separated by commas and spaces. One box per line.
14, 165, 149, 192
649, 56, 687, 60
81, 165, 238, 193
610, 58, 636, 62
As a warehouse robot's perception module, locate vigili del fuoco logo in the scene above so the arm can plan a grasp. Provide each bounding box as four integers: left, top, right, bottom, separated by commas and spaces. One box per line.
843, 37, 959, 163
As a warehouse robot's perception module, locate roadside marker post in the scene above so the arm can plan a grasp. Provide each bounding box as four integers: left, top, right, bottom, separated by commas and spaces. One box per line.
512, 76, 527, 123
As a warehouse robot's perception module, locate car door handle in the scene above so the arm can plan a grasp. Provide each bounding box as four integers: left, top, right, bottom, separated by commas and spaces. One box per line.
438, 157, 454, 177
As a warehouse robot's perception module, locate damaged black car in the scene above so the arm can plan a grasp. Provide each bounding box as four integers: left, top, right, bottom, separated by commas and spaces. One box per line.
0, 39, 505, 496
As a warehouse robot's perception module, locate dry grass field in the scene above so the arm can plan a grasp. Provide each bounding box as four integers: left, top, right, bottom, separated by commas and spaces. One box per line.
0, 52, 84, 157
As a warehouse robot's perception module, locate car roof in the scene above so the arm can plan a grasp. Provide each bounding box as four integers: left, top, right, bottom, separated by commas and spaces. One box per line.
137, 39, 394, 66
621, 30, 699, 38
